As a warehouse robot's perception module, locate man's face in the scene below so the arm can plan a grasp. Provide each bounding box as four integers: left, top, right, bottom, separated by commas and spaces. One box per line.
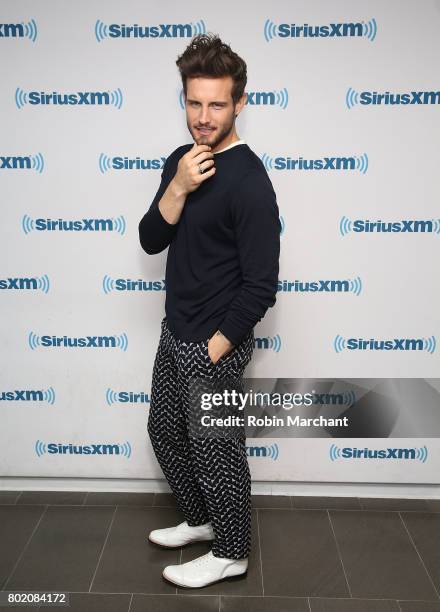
185, 76, 243, 151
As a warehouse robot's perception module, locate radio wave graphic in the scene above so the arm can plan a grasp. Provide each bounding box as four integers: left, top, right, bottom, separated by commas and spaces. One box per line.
106, 388, 118, 405
263, 19, 278, 42
349, 277, 362, 296
15, 87, 28, 109
116, 333, 128, 351
110, 88, 123, 109
191, 20, 206, 36
112, 216, 126, 235
339, 216, 352, 236
95, 19, 109, 42
28, 331, 41, 350
363, 18, 378, 41
355, 153, 368, 174
43, 387, 56, 405
261, 153, 273, 171
333, 334, 346, 354
346, 87, 360, 109
23, 18, 38, 42
102, 275, 115, 294
99, 153, 112, 174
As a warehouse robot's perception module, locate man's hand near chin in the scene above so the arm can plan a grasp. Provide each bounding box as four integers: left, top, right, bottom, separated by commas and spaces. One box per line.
207, 330, 234, 365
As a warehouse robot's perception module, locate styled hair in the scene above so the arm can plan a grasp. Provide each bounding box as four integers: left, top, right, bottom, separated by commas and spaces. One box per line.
176, 33, 247, 105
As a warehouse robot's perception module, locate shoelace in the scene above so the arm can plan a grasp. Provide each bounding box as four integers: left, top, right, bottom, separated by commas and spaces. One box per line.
189, 551, 214, 567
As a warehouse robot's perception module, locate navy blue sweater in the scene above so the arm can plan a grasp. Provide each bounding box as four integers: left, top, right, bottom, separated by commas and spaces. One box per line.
138, 142, 281, 346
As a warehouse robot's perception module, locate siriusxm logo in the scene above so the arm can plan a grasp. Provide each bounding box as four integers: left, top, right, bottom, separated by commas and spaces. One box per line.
1, 387, 55, 404
0, 20, 37, 41
346, 87, 440, 108
312, 391, 356, 408
340, 216, 440, 236
0, 275, 50, 293
261, 153, 368, 173
247, 443, 279, 460
330, 444, 428, 462
99, 154, 166, 173
15, 87, 123, 109
279, 216, 285, 235
95, 19, 206, 41
1, 153, 44, 172
103, 275, 165, 294
264, 18, 377, 42
179, 88, 289, 110
278, 277, 362, 296
255, 335, 282, 353
28, 332, 128, 351
106, 389, 150, 405
22, 215, 126, 235
334, 335, 437, 354
35, 440, 132, 458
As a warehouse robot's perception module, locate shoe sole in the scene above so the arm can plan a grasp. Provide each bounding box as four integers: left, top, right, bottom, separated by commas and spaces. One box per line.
148, 534, 214, 548
162, 568, 247, 588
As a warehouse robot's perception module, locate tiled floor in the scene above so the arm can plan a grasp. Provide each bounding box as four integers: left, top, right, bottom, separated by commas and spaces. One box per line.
1, 491, 440, 611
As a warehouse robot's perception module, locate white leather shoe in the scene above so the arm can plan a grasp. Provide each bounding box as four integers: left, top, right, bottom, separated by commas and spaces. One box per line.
148, 520, 214, 548
162, 550, 248, 588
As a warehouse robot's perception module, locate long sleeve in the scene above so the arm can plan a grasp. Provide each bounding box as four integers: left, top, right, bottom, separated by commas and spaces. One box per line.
217, 169, 281, 346
138, 153, 180, 254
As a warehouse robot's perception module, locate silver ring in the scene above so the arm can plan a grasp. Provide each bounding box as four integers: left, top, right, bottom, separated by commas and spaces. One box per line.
198, 163, 203, 174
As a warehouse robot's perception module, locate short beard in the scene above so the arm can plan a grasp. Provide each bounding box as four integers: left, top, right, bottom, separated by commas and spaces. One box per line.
187, 112, 236, 149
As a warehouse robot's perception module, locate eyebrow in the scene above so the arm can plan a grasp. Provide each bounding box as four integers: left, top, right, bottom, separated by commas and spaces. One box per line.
186, 98, 228, 105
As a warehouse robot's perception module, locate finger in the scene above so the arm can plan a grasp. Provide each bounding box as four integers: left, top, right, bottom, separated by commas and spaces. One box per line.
190, 143, 211, 158
198, 166, 216, 181
195, 158, 215, 175
194, 150, 214, 163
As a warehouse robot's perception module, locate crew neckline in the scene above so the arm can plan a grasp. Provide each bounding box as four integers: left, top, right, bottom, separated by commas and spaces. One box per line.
213, 139, 246, 155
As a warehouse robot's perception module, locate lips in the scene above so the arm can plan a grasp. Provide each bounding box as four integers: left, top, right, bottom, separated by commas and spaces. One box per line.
197, 127, 214, 134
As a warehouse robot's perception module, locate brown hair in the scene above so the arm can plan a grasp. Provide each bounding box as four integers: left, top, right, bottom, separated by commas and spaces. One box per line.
176, 33, 247, 105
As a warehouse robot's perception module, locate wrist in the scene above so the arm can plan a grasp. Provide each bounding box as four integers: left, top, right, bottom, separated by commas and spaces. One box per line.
169, 177, 187, 199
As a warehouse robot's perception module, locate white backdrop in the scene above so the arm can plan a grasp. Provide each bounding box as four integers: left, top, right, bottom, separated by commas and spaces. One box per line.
1, 0, 439, 486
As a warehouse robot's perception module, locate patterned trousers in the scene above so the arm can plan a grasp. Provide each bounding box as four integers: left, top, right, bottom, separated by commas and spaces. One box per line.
147, 316, 255, 559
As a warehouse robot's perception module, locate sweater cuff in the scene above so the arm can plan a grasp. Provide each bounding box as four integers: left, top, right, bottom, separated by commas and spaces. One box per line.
217, 322, 250, 347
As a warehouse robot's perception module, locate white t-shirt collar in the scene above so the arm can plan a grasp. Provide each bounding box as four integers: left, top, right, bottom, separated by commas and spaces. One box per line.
213, 139, 246, 155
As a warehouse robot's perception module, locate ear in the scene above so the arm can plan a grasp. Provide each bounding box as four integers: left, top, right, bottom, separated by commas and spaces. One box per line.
235, 92, 247, 117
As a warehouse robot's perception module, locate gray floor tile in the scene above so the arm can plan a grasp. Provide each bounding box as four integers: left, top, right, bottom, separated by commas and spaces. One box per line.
400, 512, 440, 596
359, 498, 429, 511
258, 508, 348, 597
49, 592, 131, 611
0, 491, 21, 505
221, 595, 309, 611
85, 492, 154, 506
4, 506, 114, 592
425, 501, 440, 513
176, 509, 262, 595
132, 593, 220, 611
17, 491, 87, 505
310, 597, 399, 611
91, 506, 183, 593
251, 495, 291, 508
398, 602, 440, 611
0, 505, 46, 589
293, 497, 361, 510
153, 493, 178, 507
329, 510, 438, 600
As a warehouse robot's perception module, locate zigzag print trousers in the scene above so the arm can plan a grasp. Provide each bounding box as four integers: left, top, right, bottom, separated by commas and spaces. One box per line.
147, 316, 255, 559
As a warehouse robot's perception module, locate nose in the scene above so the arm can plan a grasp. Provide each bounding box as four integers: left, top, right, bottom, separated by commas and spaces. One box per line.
198, 105, 212, 124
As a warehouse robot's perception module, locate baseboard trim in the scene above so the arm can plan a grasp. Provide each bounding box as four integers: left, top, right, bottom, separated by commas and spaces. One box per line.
1, 477, 439, 499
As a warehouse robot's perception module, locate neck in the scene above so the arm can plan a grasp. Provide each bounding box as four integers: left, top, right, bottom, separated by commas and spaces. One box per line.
210, 130, 240, 154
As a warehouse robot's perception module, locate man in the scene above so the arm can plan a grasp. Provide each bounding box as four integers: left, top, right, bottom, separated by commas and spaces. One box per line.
138, 33, 280, 588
